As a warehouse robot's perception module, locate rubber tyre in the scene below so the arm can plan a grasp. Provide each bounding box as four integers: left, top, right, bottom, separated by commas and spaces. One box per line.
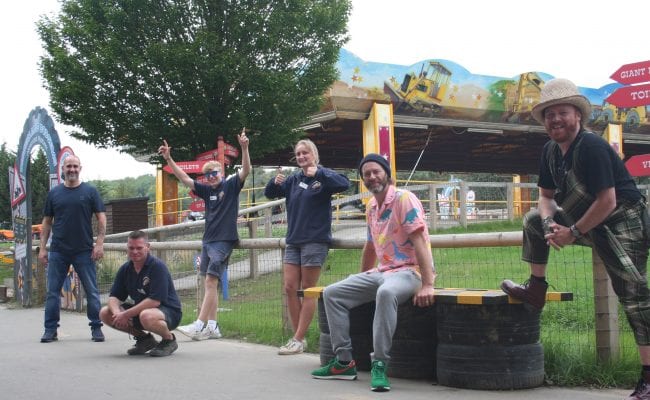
393, 303, 436, 340
436, 342, 544, 390
349, 302, 374, 335
317, 298, 330, 334
319, 332, 335, 365
437, 303, 540, 345
388, 338, 436, 380
318, 332, 372, 370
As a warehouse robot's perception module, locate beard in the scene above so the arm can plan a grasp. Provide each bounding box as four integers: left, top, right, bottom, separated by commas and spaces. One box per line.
364, 176, 389, 194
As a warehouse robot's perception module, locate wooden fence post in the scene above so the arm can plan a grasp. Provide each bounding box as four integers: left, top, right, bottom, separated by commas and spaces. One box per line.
429, 184, 438, 232
264, 207, 272, 238
248, 219, 259, 279
507, 183, 515, 221
592, 249, 619, 362
459, 182, 468, 228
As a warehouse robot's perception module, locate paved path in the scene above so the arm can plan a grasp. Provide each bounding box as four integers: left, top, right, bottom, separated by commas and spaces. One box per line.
0, 305, 631, 400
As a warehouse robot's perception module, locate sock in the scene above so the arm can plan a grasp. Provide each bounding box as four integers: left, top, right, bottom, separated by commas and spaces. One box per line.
641, 366, 650, 382
195, 320, 205, 330
531, 274, 547, 283
207, 320, 217, 330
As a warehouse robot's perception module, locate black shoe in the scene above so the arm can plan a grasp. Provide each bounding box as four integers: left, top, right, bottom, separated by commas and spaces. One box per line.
149, 334, 178, 357
40, 330, 58, 343
127, 333, 158, 355
91, 326, 105, 342
629, 378, 650, 399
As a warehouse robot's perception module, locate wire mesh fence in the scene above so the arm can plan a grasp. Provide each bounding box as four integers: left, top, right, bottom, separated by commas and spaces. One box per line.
19, 181, 650, 385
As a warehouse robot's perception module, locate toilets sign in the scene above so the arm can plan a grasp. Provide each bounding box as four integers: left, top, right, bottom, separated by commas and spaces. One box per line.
606, 60, 650, 108
605, 84, 650, 108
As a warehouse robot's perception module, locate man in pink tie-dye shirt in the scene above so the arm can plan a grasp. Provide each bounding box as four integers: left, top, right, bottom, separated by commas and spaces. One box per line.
312, 153, 436, 392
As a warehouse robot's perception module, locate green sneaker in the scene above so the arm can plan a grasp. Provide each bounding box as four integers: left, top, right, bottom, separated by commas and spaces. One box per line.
370, 360, 390, 392
311, 358, 357, 380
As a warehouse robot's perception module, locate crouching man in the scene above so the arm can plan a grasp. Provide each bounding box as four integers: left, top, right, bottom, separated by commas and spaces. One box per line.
99, 230, 182, 356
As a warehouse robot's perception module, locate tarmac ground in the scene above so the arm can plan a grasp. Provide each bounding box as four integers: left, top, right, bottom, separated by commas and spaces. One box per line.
0, 304, 632, 400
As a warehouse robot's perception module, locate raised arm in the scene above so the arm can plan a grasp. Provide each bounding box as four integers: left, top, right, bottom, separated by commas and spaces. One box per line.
319, 167, 350, 194
237, 128, 251, 182
158, 140, 195, 190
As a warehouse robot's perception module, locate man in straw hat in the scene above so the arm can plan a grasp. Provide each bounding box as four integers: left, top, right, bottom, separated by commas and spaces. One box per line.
501, 78, 650, 399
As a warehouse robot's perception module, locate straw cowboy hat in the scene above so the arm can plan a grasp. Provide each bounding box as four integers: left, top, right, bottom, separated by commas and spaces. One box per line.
531, 78, 591, 125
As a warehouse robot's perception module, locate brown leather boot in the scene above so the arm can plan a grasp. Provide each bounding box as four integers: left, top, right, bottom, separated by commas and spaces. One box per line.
501, 277, 548, 310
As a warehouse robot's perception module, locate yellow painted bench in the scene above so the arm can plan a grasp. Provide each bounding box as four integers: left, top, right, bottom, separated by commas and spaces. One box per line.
302, 286, 573, 305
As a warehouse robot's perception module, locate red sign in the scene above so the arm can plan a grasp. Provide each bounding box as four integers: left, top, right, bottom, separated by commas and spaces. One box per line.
10, 164, 26, 207
162, 160, 208, 174
196, 144, 239, 161
610, 61, 650, 85
605, 83, 650, 108
625, 154, 650, 177
189, 199, 205, 212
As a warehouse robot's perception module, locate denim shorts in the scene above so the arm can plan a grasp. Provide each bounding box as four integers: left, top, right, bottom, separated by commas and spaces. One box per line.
284, 243, 329, 267
122, 303, 182, 331
200, 240, 236, 279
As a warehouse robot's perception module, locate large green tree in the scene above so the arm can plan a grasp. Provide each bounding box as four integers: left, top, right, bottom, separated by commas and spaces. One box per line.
30, 150, 50, 224
37, 0, 351, 163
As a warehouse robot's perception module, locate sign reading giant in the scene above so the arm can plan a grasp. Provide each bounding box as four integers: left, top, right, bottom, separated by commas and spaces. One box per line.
610, 60, 650, 85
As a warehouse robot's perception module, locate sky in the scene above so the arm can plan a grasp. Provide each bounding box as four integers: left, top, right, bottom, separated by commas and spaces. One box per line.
1, 0, 648, 180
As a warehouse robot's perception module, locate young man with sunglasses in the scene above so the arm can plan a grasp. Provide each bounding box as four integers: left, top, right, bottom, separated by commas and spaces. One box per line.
158, 129, 250, 340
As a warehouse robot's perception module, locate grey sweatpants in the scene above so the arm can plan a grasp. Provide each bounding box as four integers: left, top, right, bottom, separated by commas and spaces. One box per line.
323, 269, 422, 363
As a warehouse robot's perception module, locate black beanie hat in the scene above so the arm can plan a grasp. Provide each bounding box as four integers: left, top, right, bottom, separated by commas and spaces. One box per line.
358, 153, 391, 177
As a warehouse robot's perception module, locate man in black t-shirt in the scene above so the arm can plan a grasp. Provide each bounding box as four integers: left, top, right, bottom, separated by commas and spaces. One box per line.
99, 230, 182, 357
501, 78, 650, 399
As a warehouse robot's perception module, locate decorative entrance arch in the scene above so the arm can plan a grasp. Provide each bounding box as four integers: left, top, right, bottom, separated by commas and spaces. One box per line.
10, 107, 61, 306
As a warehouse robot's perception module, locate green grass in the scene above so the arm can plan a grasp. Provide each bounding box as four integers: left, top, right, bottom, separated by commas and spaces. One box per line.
0, 242, 14, 283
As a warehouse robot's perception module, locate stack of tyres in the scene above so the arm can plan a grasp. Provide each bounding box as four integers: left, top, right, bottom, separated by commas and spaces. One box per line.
436, 303, 544, 389
318, 298, 437, 380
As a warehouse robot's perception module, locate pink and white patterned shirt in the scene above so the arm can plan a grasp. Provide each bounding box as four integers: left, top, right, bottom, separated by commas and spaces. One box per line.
366, 185, 430, 275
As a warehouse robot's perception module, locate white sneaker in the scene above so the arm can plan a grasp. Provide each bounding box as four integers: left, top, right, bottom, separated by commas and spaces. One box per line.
193, 325, 223, 341
176, 322, 203, 340
278, 338, 306, 355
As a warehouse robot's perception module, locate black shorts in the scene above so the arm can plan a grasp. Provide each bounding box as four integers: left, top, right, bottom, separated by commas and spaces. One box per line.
122, 302, 182, 331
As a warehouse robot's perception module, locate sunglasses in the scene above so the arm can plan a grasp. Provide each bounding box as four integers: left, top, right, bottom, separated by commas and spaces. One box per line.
205, 170, 221, 178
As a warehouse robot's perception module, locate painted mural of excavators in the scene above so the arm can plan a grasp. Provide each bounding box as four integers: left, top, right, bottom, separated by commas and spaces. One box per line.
384, 61, 452, 114
594, 103, 649, 129
384, 62, 546, 123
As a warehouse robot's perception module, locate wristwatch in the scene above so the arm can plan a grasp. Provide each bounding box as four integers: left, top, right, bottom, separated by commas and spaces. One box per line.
569, 224, 582, 239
